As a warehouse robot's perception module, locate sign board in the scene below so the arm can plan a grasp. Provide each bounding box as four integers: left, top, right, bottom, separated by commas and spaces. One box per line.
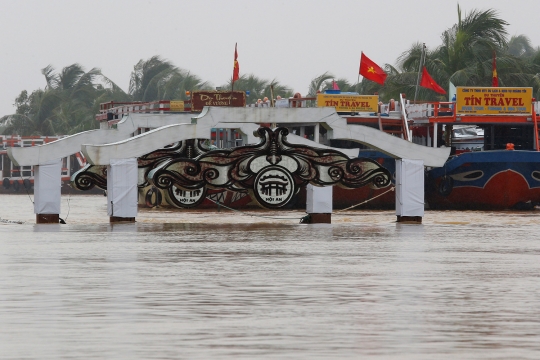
191, 91, 246, 112
275, 99, 289, 108
317, 94, 378, 112
169, 100, 185, 111
455, 87, 532, 115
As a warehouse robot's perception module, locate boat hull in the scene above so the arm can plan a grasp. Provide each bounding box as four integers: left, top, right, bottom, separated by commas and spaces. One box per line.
426, 150, 540, 210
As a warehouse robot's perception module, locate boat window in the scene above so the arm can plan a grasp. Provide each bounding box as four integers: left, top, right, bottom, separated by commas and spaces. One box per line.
484, 125, 534, 151
2, 155, 10, 178
22, 166, 31, 177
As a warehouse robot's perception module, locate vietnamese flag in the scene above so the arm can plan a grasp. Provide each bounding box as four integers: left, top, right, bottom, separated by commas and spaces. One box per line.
492, 51, 498, 87
420, 66, 446, 94
359, 52, 387, 85
232, 43, 239, 83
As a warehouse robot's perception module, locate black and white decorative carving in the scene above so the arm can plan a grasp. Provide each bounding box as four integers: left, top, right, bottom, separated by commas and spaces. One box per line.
148, 127, 391, 209
137, 139, 210, 188
71, 164, 107, 191
71, 139, 213, 209
165, 185, 208, 209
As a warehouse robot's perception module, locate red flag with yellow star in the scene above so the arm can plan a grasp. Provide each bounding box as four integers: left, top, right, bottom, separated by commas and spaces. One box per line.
420, 66, 446, 94
232, 43, 239, 83
359, 52, 387, 85
492, 51, 498, 87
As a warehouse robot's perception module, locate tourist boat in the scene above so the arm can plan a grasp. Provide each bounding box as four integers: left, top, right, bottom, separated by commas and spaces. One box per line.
337, 86, 540, 210
0, 135, 88, 193
423, 87, 540, 210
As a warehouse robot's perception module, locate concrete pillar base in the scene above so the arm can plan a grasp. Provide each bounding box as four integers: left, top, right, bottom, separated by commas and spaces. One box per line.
307, 213, 331, 224
396, 216, 422, 224
36, 214, 59, 224
110, 216, 136, 223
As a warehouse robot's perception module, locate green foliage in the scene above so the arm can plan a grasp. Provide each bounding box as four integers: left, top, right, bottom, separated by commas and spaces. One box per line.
309, 5, 540, 102
223, 75, 293, 104
1, 64, 129, 136
129, 56, 212, 101
307, 72, 334, 97
0, 55, 298, 136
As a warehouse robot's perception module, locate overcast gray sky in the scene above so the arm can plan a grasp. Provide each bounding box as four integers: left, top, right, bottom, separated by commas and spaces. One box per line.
1, 0, 539, 116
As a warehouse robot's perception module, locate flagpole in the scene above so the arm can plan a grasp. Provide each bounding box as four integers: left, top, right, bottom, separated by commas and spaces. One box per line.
357, 53, 361, 92
232, 43, 237, 92
414, 43, 426, 102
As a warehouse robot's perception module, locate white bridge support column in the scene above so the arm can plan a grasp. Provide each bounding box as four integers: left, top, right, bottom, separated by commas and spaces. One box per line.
395, 159, 424, 224
107, 158, 138, 223
34, 159, 62, 224
306, 184, 332, 224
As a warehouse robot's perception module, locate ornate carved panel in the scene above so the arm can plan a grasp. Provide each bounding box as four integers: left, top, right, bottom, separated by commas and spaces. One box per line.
148, 127, 391, 209
71, 128, 391, 209
71, 164, 107, 191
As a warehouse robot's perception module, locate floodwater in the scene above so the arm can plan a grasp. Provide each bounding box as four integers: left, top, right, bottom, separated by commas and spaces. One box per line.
0, 194, 539, 359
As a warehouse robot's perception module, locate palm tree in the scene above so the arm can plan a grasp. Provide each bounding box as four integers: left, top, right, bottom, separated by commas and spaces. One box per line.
384, 5, 540, 101
436, 5, 508, 79
160, 71, 212, 100
0, 88, 61, 135
223, 75, 292, 104
1, 64, 127, 135
306, 72, 334, 97
508, 35, 535, 57
129, 56, 177, 101
129, 56, 212, 101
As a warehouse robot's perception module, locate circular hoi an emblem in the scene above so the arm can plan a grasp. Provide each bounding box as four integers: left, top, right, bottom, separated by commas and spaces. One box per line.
166, 185, 207, 208
253, 166, 295, 208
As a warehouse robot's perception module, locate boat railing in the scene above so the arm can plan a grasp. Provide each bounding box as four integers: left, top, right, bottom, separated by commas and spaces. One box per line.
96, 100, 192, 122
0, 135, 61, 149
406, 101, 454, 120
399, 93, 411, 141
245, 97, 317, 108
288, 97, 316, 108
97, 96, 319, 123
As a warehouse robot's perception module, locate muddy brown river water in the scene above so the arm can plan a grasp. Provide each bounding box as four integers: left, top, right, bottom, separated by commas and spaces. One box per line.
0, 194, 539, 359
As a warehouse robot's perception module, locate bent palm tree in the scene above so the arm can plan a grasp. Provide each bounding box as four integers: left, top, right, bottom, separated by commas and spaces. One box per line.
129, 56, 212, 101
1, 64, 126, 135
387, 5, 520, 101
129, 56, 177, 101
306, 72, 334, 97
223, 75, 292, 104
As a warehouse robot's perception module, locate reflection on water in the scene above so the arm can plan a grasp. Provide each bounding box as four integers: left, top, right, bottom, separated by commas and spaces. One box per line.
1, 195, 540, 359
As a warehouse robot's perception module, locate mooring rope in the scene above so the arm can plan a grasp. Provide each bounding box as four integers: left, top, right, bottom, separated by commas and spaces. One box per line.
205, 197, 302, 221
206, 186, 396, 220
0, 218, 25, 224
334, 186, 396, 212
20, 175, 34, 205
61, 184, 72, 223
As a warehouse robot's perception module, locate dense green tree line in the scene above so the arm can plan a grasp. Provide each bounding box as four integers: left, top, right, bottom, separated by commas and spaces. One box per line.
2, 5, 540, 136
